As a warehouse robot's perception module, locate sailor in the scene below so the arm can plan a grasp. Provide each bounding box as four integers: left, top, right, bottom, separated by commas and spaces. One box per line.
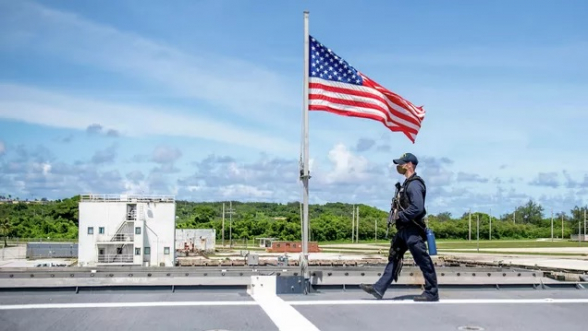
360, 153, 439, 302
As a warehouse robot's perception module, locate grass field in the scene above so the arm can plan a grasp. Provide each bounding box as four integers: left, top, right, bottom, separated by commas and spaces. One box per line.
219, 239, 588, 258
321, 239, 588, 250
439, 250, 587, 257
436, 240, 588, 249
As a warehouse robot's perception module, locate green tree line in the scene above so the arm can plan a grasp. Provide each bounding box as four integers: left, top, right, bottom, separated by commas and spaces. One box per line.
0, 196, 586, 242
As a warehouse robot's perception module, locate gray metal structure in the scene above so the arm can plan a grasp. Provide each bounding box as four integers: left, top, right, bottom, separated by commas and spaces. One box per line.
25, 242, 78, 259
247, 253, 259, 266
1, 263, 587, 331
1, 265, 585, 291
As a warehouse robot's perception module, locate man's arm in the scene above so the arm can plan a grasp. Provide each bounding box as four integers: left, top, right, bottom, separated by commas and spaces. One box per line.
398, 180, 425, 223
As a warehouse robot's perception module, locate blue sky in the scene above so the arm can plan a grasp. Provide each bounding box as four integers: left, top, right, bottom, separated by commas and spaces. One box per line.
0, 0, 587, 218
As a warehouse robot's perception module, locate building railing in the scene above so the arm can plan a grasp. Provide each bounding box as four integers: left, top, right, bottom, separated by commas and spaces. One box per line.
127, 211, 137, 221
80, 194, 175, 203
96, 233, 134, 243
97, 254, 134, 264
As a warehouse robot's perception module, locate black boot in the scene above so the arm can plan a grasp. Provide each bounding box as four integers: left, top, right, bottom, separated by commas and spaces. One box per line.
413, 292, 439, 302
359, 283, 383, 300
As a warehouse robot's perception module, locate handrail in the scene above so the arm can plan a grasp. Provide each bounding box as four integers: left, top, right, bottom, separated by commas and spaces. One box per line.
95, 233, 135, 242
97, 254, 134, 263
80, 194, 174, 202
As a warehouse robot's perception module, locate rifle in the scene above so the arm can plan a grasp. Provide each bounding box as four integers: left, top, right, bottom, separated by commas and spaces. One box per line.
386, 182, 402, 238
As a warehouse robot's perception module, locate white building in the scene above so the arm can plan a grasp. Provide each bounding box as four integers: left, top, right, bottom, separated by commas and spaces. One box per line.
176, 229, 216, 252
77, 194, 176, 267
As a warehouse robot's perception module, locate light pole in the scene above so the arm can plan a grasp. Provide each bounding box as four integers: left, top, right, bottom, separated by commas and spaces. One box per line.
489, 208, 492, 241
551, 209, 553, 242
477, 214, 480, 253
468, 209, 472, 241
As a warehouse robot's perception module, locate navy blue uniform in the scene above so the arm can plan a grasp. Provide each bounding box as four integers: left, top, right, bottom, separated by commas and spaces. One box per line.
372, 173, 439, 300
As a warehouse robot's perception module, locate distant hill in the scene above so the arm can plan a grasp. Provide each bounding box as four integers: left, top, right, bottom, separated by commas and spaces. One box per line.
0, 195, 584, 241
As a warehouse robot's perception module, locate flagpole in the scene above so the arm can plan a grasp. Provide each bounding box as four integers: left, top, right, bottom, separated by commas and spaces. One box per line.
300, 10, 310, 285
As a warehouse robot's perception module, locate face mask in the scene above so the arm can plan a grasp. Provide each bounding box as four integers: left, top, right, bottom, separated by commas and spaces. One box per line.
396, 165, 407, 175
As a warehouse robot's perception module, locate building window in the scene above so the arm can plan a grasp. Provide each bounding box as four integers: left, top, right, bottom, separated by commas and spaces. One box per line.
164, 247, 170, 255
135, 227, 141, 235
135, 248, 141, 255
99, 227, 105, 234
87, 227, 94, 235
144, 247, 151, 255
99, 249, 104, 255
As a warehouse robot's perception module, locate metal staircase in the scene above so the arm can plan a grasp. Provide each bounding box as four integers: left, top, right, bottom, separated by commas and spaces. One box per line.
110, 244, 132, 263
110, 219, 133, 242
97, 205, 137, 264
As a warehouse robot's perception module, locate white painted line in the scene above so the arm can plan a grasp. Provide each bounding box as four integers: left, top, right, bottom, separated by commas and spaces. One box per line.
0, 301, 257, 310
287, 298, 588, 305
251, 294, 321, 331
247, 275, 320, 331
2, 298, 587, 311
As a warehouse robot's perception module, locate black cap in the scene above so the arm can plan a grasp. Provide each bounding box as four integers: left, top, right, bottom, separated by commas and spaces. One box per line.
393, 153, 418, 165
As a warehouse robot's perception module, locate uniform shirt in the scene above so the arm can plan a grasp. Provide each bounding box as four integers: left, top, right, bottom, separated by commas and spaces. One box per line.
398, 173, 426, 224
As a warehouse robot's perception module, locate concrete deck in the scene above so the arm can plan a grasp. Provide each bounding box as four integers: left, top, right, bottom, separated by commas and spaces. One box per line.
0, 287, 587, 331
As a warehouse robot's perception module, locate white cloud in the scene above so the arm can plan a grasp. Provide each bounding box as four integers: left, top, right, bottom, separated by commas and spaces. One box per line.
218, 184, 273, 199
0, 83, 298, 153
151, 146, 182, 164
122, 178, 151, 196
529, 172, 560, 188
2, 141, 587, 217
91, 144, 117, 164
0, 158, 126, 198
0, 0, 297, 124
321, 143, 374, 185
0, 140, 5, 155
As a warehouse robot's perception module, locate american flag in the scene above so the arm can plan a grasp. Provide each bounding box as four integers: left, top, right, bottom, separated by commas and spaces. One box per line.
308, 35, 425, 143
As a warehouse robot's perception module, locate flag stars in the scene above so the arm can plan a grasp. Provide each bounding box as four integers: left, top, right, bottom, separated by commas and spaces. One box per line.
308, 35, 363, 85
